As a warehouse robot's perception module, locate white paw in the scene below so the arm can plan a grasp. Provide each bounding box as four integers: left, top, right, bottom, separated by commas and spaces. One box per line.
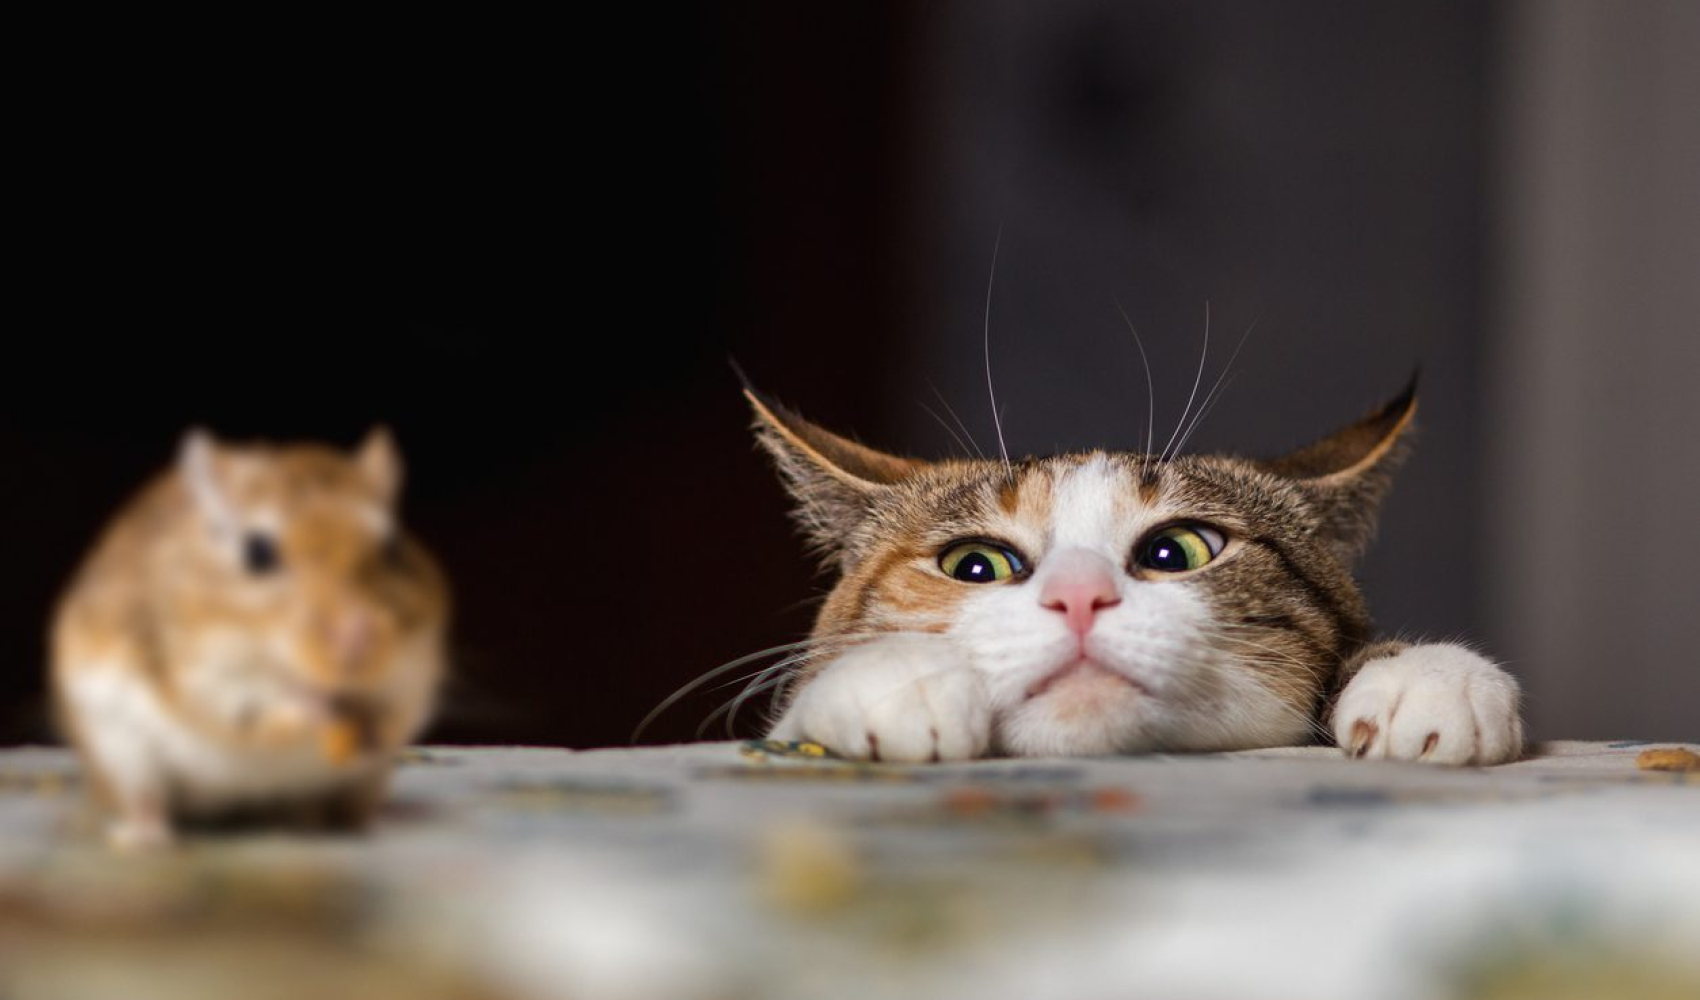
767, 635, 992, 762
1334, 643, 1522, 765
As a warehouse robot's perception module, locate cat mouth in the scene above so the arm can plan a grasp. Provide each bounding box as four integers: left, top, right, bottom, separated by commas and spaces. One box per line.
1024, 659, 1149, 701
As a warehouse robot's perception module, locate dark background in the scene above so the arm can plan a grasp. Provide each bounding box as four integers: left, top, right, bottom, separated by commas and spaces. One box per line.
4, 6, 911, 747
5, 3, 1695, 747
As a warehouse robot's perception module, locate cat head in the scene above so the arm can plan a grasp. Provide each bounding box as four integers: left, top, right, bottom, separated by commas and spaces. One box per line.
750, 380, 1416, 755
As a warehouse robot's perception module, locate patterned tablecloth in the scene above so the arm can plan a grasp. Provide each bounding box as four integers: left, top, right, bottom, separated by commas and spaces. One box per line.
2, 740, 1698, 1000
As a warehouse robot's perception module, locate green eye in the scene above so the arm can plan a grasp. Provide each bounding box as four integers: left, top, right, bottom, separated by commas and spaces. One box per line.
1135, 525, 1226, 573
939, 541, 1025, 583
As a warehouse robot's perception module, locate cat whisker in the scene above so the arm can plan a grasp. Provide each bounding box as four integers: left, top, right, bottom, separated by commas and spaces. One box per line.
983, 225, 1012, 475
718, 639, 855, 737
1171, 371, 1240, 459
1113, 297, 1157, 482
722, 663, 807, 738
1159, 301, 1212, 465
633, 634, 877, 744
776, 593, 830, 617
1207, 632, 1322, 673
929, 381, 986, 460
1196, 635, 1334, 697
1212, 620, 1354, 664
919, 400, 978, 461
709, 646, 828, 688
699, 659, 800, 698
685, 629, 947, 741
697, 656, 808, 739
1219, 662, 1337, 746
1170, 319, 1258, 458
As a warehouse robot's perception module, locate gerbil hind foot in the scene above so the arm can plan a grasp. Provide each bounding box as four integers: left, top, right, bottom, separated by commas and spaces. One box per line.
106, 804, 174, 852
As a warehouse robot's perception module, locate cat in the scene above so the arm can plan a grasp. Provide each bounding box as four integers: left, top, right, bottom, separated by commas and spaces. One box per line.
749, 378, 1523, 764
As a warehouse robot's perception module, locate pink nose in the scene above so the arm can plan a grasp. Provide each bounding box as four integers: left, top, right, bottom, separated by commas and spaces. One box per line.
1039, 549, 1122, 636
324, 609, 377, 669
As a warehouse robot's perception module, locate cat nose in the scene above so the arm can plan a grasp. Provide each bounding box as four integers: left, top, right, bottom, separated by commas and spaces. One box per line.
1038, 549, 1122, 636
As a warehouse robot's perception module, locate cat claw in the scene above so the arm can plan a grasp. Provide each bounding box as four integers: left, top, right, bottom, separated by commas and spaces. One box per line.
1334, 643, 1522, 766
1347, 719, 1379, 758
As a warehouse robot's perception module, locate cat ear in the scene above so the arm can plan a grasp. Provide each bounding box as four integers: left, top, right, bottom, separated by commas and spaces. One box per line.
1261, 374, 1419, 563
745, 387, 922, 568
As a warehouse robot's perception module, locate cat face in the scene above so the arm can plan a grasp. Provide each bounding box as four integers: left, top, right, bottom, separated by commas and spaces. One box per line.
751, 382, 1414, 755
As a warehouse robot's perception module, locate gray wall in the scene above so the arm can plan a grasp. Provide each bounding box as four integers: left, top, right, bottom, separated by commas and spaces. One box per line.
1487, 0, 1700, 740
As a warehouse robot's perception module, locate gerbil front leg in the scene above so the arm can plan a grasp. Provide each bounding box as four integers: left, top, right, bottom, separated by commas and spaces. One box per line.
79, 753, 174, 851
108, 789, 173, 852
56, 668, 179, 850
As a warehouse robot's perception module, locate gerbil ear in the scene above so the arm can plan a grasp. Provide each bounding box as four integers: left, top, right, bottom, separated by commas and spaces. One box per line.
179, 427, 235, 533
355, 426, 403, 503
745, 387, 922, 569
1260, 375, 1418, 564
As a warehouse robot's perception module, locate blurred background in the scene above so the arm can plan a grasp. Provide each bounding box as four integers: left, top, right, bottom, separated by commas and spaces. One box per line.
3, 1, 1694, 748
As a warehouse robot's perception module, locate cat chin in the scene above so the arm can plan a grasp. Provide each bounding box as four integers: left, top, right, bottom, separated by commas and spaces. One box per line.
995, 677, 1156, 757
1023, 658, 1150, 700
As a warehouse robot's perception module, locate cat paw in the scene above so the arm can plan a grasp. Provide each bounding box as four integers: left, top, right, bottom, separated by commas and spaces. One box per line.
1333, 643, 1522, 765
767, 635, 992, 762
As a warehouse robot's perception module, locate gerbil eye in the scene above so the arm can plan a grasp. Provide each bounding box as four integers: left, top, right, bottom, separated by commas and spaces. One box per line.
1135, 525, 1225, 574
242, 532, 281, 575
939, 541, 1025, 583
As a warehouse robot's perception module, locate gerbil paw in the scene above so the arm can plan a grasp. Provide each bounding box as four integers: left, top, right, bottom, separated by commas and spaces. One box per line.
107, 815, 174, 853
1334, 643, 1522, 766
767, 635, 991, 763
239, 699, 318, 747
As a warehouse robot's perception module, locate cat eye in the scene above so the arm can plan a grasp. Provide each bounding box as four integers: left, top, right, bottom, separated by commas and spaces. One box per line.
938, 541, 1026, 584
242, 531, 282, 575
1134, 525, 1226, 574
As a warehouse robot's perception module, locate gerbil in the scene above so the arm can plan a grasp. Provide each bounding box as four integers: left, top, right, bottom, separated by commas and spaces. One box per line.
50, 428, 449, 849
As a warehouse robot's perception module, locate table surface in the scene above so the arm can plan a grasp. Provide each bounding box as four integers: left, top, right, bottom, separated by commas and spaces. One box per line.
2, 740, 1698, 1000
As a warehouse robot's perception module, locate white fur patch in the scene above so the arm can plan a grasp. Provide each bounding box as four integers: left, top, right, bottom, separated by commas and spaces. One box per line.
62, 664, 172, 804
1332, 643, 1523, 765
1047, 455, 1125, 553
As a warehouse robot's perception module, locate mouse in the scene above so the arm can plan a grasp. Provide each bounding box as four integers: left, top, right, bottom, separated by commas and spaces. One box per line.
49, 428, 449, 849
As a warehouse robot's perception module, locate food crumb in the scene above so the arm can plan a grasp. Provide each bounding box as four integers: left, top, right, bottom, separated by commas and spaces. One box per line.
1635, 747, 1700, 772
322, 721, 360, 764
942, 787, 998, 817
1089, 787, 1141, 813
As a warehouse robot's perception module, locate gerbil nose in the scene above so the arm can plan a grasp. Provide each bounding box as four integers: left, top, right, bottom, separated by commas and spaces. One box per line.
323, 608, 377, 670
1038, 548, 1122, 637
